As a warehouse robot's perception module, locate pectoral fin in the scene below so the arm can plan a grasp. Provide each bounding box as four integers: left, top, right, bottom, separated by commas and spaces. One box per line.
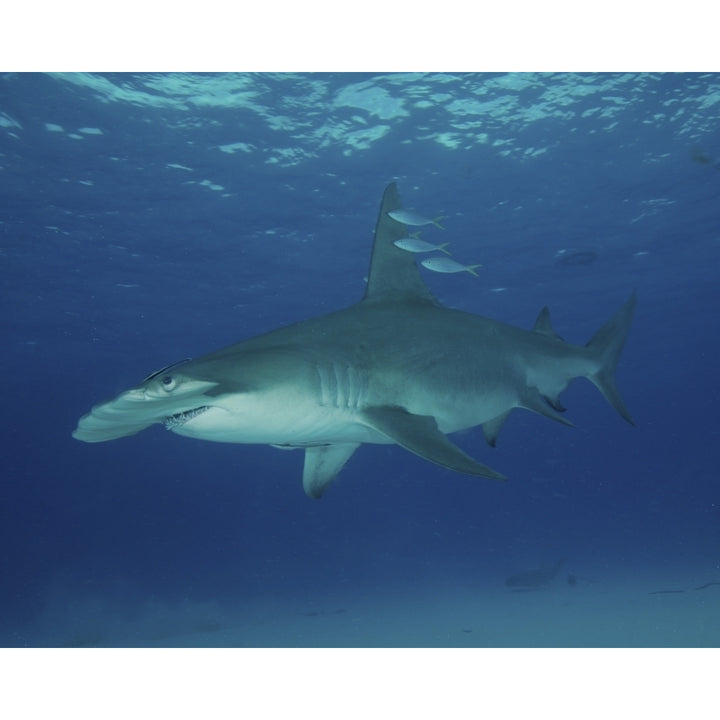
303, 443, 360, 499
362, 406, 506, 481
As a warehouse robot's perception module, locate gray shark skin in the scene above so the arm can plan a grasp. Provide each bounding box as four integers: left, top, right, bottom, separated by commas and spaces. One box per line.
74, 183, 636, 499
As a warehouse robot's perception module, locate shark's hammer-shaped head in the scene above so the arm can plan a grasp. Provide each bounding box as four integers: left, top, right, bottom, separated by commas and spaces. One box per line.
73, 346, 349, 448
72, 359, 221, 443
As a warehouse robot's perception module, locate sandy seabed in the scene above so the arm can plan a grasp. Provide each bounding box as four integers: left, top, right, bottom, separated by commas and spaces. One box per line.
5, 561, 718, 648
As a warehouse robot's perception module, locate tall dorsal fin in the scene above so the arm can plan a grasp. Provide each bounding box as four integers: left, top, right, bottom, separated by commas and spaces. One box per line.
363, 183, 437, 304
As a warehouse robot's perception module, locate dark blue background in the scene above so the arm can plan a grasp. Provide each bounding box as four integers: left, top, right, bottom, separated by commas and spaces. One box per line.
1, 72, 718, 643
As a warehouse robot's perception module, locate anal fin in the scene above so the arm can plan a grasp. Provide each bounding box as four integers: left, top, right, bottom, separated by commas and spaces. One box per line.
521, 387, 574, 426
482, 410, 512, 447
362, 406, 506, 481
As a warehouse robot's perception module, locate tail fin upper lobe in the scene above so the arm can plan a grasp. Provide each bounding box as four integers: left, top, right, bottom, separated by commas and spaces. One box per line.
585, 291, 637, 425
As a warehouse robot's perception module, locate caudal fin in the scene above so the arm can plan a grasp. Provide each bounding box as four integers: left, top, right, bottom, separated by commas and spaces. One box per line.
585, 291, 637, 425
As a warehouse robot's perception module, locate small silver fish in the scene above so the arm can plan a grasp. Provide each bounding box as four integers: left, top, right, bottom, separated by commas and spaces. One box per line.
394, 237, 451, 255
421, 257, 482, 277
387, 209, 445, 229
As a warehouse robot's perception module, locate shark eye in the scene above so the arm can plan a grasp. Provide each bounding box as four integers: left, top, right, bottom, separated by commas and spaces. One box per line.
160, 375, 177, 392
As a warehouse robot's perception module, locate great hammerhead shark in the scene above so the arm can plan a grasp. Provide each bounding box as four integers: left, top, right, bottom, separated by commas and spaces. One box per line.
73, 183, 636, 498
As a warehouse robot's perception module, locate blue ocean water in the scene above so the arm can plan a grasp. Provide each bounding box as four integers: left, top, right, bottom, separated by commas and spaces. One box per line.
1, 72, 719, 647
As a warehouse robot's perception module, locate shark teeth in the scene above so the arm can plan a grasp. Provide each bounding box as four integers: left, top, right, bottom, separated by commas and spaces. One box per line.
164, 406, 209, 429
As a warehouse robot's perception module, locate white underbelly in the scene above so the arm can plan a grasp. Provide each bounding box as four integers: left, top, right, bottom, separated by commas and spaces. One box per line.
169, 404, 388, 446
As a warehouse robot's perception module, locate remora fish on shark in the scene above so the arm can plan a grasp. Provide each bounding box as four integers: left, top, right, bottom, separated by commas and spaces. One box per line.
393, 236, 451, 255
387, 209, 446, 229
420, 257, 482, 276
73, 183, 636, 499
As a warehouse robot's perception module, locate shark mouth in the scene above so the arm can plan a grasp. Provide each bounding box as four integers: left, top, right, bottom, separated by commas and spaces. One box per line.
164, 406, 210, 429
